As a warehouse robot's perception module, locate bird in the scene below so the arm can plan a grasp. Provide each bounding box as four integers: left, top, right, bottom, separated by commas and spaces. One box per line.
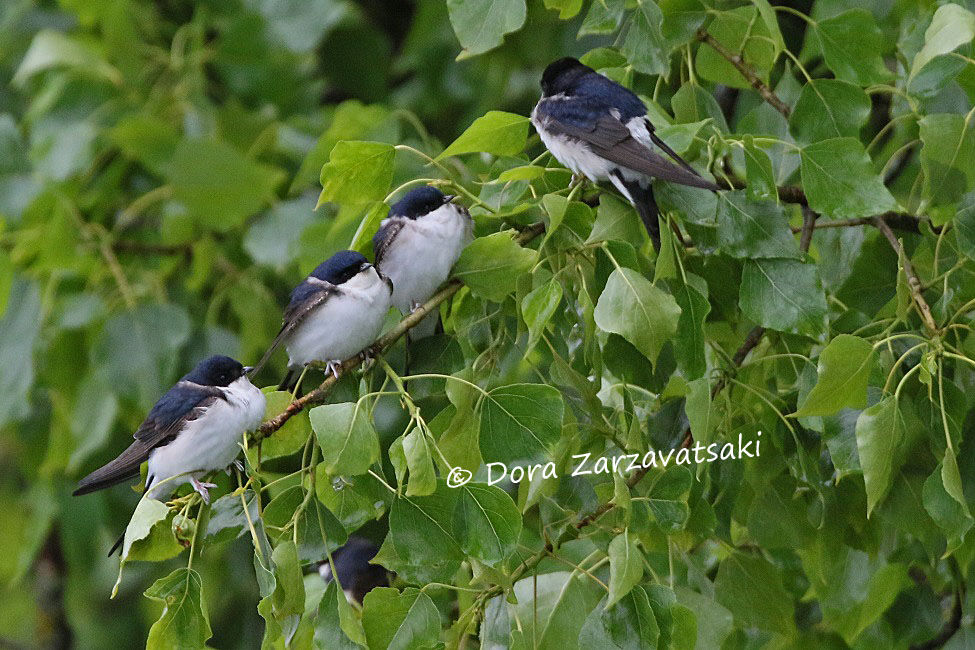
373, 186, 473, 340
253, 250, 393, 392
318, 536, 389, 604
73, 355, 266, 552
531, 57, 721, 250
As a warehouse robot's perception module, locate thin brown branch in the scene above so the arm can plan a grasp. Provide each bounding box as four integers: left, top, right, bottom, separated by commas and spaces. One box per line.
251, 222, 546, 443
873, 216, 939, 336
696, 29, 791, 118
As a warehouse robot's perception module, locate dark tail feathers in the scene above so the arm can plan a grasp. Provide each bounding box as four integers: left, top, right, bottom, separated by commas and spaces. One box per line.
618, 177, 661, 251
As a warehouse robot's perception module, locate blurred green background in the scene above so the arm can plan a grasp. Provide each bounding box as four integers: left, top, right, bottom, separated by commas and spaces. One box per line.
0, 0, 597, 647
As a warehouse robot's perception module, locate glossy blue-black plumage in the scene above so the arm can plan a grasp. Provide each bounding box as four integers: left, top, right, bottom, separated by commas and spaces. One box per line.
285, 250, 368, 311
539, 57, 646, 126
308, 250, 368, 284
388, 186, 449, 219
181, 354, 245, 387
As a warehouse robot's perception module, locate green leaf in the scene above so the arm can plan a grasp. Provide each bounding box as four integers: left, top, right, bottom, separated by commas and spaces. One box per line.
402, 427, 437, 497
607, 530, 643, 608
716, 191, 799, 259
789, 79, 871, 144
144, 569, 212, 650
543, 0, 582, 19
941, 448, 971, 517
810, 10, 892, 85
751, 0, 785, 54
121, 498, 182, 563
315, 466, 387, 533
686, 377, 714, 446
0, 279, 39, 428
438, 111, 529, 159
453, 483, 521, 566
362, 588, 440, 650
795, 335, 875, 416
741, 135, 776, 202
855, 397, 906, 517
446, 0, 526, 57
954, 192, 975, 259
479, 383, 564, 463
739, 258, 827, 337
453, 230, 538, 302
908, 4, 975, 97
271, 540, 306, 621
714, 553, 795, 637
595, 267, 681, 363
587, 194, 648, 245
919, 114, 975, 212
389, 482, 465, 583
799, 138, 897, 219
522, 279, 563, 352
508, 571, 604, 648
621, 0, 670, 75
645, 468, 692, 532
254, 390, 313, 461
579, 588, 659, 649
669, 275, 710, 380
696, 7, 777, 89
310, 402, 381, 476
314, 581, 362, 650
922, 463, 973, 547
165, 138, 284, 232
294, 101, 394, 192
13, 29, 121, 86
317, 141, 395, 207
579, 0, 625, 36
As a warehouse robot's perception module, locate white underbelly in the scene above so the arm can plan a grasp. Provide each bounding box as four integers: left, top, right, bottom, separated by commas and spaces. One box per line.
146, 379, 265, 499
285, 284, 390, 368
382, 223, 469, 312
536, 127, 615, 182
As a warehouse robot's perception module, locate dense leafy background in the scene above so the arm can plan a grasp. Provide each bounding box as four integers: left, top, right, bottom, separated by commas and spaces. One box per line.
2, 0, 975, 648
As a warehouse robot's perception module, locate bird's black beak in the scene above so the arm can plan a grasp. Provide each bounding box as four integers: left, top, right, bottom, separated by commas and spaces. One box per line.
444, 194, 458, 204
360, 262, 372, 272
243, 366, 254, 375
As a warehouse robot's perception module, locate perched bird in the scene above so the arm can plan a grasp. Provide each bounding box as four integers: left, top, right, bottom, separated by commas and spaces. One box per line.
532, 57, 721, 249
73, 355, 265, 505
253, 250, 392, 391
373, 186, 473, 339
319, 536, 389, 604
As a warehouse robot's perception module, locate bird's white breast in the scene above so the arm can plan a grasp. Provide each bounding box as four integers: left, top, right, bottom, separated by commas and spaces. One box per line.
378, 203, 473, 314
285, 267, 392, 368
146, 376, 265, 499
532, 99, 617, 183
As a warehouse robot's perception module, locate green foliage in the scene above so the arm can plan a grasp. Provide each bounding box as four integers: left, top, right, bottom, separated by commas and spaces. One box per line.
2, 0, 975, 648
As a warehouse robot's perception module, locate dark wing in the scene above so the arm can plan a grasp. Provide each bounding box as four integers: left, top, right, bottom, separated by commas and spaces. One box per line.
73, 384, 221, 495
545, 110, 720, 191
373, 217, 407, 269
251, 280, 339, 374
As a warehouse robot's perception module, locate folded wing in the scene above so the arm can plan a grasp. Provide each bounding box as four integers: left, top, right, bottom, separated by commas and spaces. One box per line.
547, 112, 720, 191
73, 384, 221, 495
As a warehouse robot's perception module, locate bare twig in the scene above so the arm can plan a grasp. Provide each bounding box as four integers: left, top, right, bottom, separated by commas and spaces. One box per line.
873, 216, 939, 336
696, 29, 791, 118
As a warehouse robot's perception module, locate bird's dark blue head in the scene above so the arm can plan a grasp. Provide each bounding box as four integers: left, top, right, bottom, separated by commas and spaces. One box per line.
183, 355, 246, 387
309, 250, 371, 285
541, 57, 593, 96
389, 186, 455, 220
